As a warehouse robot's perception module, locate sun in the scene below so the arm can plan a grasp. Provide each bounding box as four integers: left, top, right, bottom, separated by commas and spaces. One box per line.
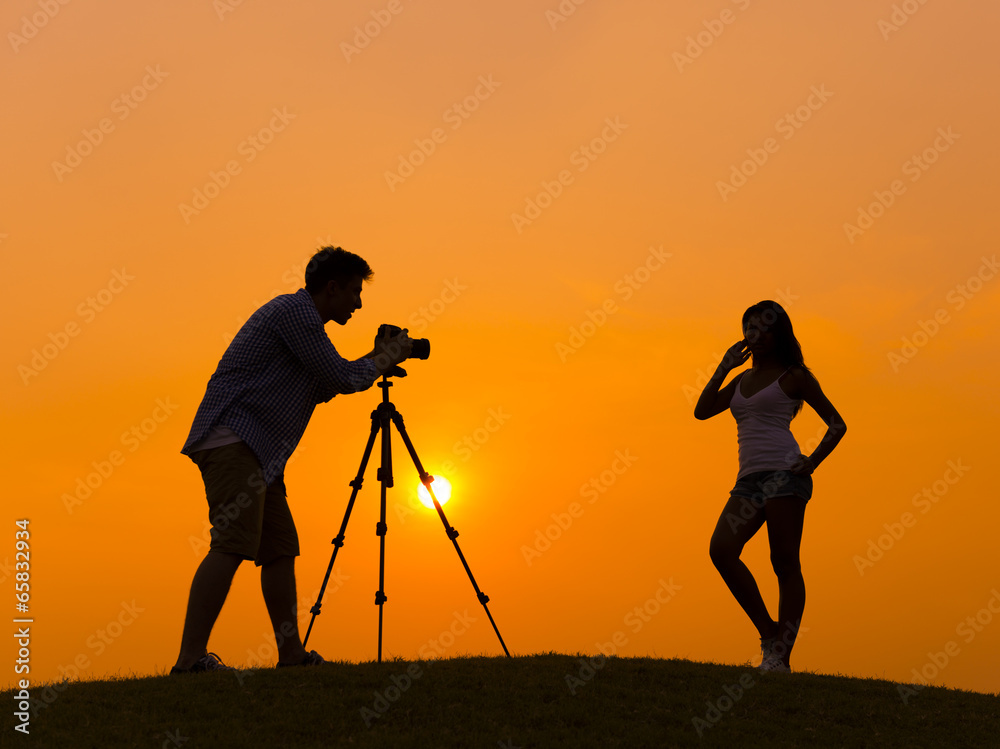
417, 475, 452, 509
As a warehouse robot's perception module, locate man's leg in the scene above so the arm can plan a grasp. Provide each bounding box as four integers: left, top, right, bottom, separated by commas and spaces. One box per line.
176, 442, 267, 671
261, 555, 309, 665
256, 474, 309, 665
174, 550, 243, 670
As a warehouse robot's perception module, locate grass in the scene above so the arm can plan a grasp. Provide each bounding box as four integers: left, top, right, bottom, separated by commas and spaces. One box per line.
7, 654, 998, 748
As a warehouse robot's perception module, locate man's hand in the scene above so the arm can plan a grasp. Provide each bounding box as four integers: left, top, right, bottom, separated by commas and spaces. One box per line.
369, 327, 413, 376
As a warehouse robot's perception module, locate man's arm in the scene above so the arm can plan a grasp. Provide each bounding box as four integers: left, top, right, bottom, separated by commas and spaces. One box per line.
272, 305, 386, 394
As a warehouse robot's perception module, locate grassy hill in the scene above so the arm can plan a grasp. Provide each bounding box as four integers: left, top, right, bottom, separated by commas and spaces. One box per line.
6, 654, 997, 747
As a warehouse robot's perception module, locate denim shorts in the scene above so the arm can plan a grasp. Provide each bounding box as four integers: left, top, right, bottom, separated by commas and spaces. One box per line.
730, 470, 812, 504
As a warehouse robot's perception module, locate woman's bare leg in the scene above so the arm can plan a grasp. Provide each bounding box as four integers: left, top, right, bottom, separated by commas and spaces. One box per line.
764, 496, 807, 667
709, 494, 778, 641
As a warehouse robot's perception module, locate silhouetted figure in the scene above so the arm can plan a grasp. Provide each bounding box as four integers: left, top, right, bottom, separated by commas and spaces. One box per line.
170, 247, 412, 673
694, 301, 846, 672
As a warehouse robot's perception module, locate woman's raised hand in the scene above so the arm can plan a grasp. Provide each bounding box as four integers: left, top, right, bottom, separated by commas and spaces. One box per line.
718, 339, 750, 374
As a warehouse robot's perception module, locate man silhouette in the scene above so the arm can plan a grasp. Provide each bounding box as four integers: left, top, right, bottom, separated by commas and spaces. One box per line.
171, 246, 412, 672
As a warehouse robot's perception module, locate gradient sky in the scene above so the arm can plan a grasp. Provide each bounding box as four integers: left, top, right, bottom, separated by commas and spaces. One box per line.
3, 0, 998, 697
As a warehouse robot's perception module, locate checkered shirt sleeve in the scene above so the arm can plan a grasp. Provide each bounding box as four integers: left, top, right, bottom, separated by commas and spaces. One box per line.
181, 289, 379, 483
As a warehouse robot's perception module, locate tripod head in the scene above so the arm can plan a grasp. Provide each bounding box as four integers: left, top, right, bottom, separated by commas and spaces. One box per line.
377, 371, 405, 405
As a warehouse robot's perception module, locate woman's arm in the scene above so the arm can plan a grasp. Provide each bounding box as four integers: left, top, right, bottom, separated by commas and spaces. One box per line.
694, 339, 750, 420
788, 368, 847, 474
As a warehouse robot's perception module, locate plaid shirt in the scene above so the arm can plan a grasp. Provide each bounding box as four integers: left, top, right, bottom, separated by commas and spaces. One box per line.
181, 288, 379, 484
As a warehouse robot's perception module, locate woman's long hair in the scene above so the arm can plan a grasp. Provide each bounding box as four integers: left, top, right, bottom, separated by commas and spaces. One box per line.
742, 300, 810, 417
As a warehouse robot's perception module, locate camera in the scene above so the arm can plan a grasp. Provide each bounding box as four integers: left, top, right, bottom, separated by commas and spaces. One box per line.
377, 324, 430, 360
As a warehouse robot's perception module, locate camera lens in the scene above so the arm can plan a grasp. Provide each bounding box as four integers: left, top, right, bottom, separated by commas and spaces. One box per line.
377, 324, 430, 361
410, 339, 430, 360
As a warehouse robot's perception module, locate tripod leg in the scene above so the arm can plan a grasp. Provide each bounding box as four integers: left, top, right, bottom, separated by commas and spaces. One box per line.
302, 411, 381, 650
390, 410, 512, 658
375, 401, 393, 663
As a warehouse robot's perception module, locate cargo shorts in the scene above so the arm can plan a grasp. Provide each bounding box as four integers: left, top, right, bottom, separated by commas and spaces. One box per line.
190, 441, 299, 566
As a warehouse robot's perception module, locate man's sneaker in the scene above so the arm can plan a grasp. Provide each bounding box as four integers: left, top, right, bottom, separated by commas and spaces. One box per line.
170, 652, 235, 674
277, 650, 327, 668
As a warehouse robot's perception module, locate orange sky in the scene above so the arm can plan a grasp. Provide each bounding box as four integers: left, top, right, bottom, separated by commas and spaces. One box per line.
3, 0, 998, 697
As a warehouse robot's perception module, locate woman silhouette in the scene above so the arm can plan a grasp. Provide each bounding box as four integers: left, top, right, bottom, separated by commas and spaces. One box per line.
694, 301, 846, 672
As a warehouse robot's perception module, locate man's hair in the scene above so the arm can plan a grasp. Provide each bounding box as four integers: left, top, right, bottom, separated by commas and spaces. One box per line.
304, 246, 373, 293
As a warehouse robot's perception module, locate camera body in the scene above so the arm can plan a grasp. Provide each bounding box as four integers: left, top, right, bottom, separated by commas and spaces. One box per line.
377, 324, 430, 360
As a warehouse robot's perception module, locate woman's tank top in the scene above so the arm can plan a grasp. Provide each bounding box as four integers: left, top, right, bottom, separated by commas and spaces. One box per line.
729, 367, 803, 479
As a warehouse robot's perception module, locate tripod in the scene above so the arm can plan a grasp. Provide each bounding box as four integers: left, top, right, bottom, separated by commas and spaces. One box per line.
302, 374, 510, 662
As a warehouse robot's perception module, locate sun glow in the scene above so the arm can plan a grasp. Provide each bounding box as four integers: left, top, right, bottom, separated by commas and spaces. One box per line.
417, 476, 452, 509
